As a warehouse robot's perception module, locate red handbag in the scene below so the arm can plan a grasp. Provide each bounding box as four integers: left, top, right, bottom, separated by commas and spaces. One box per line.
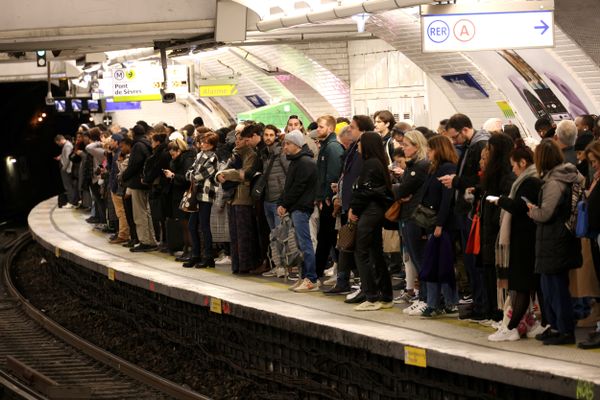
465, 204, 481, 255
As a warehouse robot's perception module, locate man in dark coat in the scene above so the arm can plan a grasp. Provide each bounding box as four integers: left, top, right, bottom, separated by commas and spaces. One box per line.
277, 130, 319, 293
315, 115, 344, 278
326, 115, 374, 297
439, 113, 490, 319
122, 124, 156, 252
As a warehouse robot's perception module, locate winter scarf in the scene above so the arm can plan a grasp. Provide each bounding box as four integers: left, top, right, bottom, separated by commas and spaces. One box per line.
495, 164, 538, 270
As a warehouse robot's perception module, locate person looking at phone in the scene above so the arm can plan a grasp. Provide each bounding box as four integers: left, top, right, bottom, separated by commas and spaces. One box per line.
438, 113, 491, 319
487, 142, 545, 342
527, 139, 584, 345
478, 134, 516, 320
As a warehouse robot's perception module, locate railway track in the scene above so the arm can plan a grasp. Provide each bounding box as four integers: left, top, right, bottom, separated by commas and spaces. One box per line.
0, 231, 212, 400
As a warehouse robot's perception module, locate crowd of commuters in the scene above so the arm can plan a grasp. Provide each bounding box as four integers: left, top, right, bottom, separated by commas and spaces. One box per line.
54, 111, 600, 348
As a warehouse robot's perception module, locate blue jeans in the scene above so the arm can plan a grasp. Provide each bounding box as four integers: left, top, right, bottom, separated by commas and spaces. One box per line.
264, 201, 280, 230
426, 282, 458, 310
401, 220, 427, 301
291, 210, 317, 282
188, 202, 213, 259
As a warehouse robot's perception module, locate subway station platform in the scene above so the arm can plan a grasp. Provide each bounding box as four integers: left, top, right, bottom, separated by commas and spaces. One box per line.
28, 197, 600, 399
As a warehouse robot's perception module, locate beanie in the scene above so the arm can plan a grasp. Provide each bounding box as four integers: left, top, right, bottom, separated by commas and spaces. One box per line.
285, 130, 305, 148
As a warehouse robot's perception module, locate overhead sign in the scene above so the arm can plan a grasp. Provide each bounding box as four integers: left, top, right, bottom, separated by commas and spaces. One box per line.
199, 84, 238, 97
109, 64, 188, 102
421, 1, 554, 52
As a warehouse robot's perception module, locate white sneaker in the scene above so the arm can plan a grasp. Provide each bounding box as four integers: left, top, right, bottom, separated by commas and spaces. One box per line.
288, 279, 303, 291
63, 203, 75, 209
345, 288, 362, 301
402, 300, 421, 314
488, 326, 520, 342
393, 290, 414, 304
324, 263, 337, 277
215, 255, 231, 265
354, 301, 382, 311
408, 301, 428, 316
275, 267, 287, 278
526, 321, 549, 339
323, 276, 337, 286
262, 268, 278, 277
293, 278, 321, 293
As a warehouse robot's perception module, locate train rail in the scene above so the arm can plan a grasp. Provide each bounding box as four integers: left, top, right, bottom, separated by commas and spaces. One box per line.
0, 231, 212, 400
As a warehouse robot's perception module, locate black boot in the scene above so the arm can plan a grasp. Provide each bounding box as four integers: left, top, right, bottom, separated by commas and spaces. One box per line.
183, 257, 201, 268
175, 247, 191, 262
196, 257, 215, 269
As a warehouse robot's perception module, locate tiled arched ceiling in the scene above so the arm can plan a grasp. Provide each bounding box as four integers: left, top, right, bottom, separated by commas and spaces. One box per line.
239, 44, 350, 117
187, 43, 350, 121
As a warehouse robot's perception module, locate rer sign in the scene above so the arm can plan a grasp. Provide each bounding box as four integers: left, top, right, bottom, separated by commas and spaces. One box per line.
421, 2, 554, 52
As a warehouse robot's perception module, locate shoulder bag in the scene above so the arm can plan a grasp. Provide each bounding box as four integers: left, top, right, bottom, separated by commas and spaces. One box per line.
251, 155, 276, 201
337, 221, 357, 252
179, 179, 199, 212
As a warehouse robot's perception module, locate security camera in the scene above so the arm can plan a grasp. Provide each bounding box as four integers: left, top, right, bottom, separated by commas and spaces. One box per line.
45, 95, 55, 106
161, 90, 176, 103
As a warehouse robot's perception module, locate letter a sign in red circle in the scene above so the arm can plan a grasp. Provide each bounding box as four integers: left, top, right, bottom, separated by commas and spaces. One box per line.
453, 19, 475, 42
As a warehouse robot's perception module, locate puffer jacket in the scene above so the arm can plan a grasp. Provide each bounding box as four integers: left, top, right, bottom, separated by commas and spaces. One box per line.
529, 163, 584, 274
264, 143, 289, 203
279, 147, 317, 213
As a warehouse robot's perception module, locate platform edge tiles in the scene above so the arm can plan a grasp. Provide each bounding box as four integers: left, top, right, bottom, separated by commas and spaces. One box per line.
28, 197, 600, 398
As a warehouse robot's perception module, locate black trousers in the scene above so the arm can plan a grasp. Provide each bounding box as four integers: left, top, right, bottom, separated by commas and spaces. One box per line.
315, 201, 338, 278
123, 195, 138, 242
354, 202, 393, 303
90, 182, 106, 223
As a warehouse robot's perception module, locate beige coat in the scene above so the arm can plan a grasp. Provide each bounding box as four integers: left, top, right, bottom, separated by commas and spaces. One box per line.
218, 145, 257, 206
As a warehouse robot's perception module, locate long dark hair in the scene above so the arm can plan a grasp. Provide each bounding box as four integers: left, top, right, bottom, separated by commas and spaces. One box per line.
360, 131, 392, 190
481, 133, 514, 193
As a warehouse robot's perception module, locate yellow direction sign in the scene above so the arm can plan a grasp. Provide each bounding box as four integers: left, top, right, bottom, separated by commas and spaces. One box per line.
199, 84, 238, 97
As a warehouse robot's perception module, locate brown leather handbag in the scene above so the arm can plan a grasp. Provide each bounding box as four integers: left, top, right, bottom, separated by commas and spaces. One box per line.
385, 200, 403, 222
337, 221, 357, 252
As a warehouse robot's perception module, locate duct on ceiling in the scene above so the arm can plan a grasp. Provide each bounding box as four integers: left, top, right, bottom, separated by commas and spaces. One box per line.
254, 0, 428, 31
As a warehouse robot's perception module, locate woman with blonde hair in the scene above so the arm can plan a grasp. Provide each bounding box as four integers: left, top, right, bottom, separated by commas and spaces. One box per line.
392, 130, 431, 316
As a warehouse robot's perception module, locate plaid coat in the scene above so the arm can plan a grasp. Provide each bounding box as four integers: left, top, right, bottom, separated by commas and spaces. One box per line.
186, 150, 218, 203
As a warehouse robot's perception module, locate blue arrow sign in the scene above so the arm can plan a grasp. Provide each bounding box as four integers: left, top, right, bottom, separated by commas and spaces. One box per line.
535, 20, 549, 35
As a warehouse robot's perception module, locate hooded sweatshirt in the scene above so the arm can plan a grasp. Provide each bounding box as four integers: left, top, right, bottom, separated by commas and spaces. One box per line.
279, 147, 317, 213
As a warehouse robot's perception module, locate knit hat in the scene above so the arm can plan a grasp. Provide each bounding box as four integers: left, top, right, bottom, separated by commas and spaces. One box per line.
574, 133, 594, 151
111, 133, 124, 143
285, 130, 305, 148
